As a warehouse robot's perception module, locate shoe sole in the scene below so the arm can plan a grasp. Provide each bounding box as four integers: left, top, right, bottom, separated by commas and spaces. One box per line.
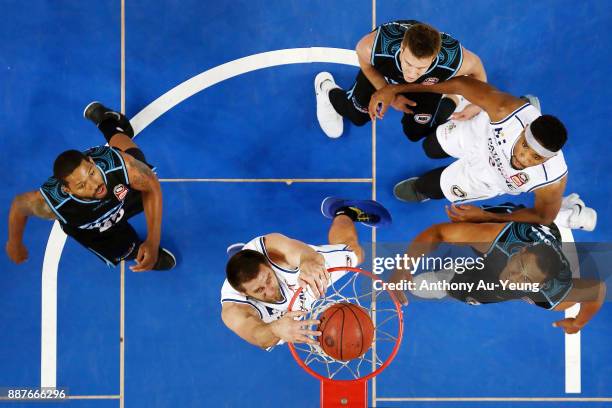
83, 101, 102, 119
158, 247, 177, 270
320, 196, 391, 228
393, 178, 429, 203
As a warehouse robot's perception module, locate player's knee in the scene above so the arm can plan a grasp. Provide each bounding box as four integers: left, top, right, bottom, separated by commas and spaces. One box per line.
422, 132, 450, 159
345, 111, 370, 127
402, 117, 430, 142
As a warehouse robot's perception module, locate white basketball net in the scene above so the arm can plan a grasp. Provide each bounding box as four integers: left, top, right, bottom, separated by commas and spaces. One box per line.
289, 270, 402, 381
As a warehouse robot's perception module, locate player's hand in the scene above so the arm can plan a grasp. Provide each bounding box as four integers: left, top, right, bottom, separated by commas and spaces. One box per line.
130, 240, 159, 272
6, 240, 28, 264
271, 310, 321, 345
390, 94, 417, 115
299, 253, 329, 298
445, 204, 489, 223
387, 269, 411, 306
450, 103, 482, 121
369, 85, 401, 120
553, 318, 582, 334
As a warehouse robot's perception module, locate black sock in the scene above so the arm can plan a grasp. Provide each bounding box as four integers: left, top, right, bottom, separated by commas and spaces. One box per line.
98, 118, 128, 143
334, 206, 359, 221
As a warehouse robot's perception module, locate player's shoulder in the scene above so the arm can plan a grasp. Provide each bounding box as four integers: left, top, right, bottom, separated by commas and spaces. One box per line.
542, 150, 567, 174
242, 236, 265, 253
84, 145, 125, 173
40, 176, 68, 204
220, 279, 264, 318
220, 279, 246, 302
377, 19, 417, 35
508, 222, 561, 245
436, 31, 462, 70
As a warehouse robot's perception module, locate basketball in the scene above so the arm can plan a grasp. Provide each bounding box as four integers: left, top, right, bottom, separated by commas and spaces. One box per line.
317, 302, 375, 361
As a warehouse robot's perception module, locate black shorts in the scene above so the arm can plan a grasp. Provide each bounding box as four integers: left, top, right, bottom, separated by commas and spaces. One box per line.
64, 221, 142, 266
331, 70, 445, 141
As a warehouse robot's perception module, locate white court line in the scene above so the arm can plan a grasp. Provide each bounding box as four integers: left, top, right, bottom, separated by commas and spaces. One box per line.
559, 227, 581, 393
120, 0, 126, 405
40, 222, 67, 388
39, 47, 359, 389
130, 47, 358, 136
158, 178, 371, 183
376, 397, 611, 402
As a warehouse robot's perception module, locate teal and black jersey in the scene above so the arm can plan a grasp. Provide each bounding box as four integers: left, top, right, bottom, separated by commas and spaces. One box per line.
448, 222, 573, 309
371, 20, 463, 86
39, 146, 143, 236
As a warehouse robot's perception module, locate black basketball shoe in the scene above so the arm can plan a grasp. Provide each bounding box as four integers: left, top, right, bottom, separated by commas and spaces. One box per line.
83, 101, 134, 138
152, 247, 177, 271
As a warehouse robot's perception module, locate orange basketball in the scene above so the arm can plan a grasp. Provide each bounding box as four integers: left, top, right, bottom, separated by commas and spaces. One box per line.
317, 302, 375, 361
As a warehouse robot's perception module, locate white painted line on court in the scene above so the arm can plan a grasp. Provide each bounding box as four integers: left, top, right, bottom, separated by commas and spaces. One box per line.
559, 226, 581, 393
130, 47, 358, 136
40, 222, 67, 388
40, 47, 359, 388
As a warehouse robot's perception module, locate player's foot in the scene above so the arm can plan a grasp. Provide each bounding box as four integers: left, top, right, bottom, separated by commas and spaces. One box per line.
226, 242, 245, 258
321, 197, 391, 227
393, 177, 430, 203
520, 94, 541, 112
315, 72, 343, 138
83, 101, 134, 138
152, 247, 177, 271
562, 194, 597, 231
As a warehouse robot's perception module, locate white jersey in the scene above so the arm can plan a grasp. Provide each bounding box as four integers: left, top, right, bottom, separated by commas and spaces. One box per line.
437, 103, 568, 202
220, 236, 357, 325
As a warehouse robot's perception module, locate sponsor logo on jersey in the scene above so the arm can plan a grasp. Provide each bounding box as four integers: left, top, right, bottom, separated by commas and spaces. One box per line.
414, 113, 432, 124
422, 77, 439, 85
80, 205, 125, 232
493, 127, 506, 145
451, 185, 467, 198
114, 184, 128, 201
510, 172, 530, 187
487, 138, 516, 190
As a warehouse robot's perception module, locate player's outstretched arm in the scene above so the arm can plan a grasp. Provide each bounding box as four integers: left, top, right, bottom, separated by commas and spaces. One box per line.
446, 176, 566, 225
120, 152, 163, 272
389, 222, 506, 304
369, 76, 524, 122
553, 279, 606, 334
6, 191, 56, 264
263, 233, 329, 298
221, 304, 320, 349
356, 31, 388, 91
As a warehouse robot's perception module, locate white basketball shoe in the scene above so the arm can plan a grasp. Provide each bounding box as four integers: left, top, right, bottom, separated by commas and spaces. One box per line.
555, 193, 597, 231
315, 72, 343, 138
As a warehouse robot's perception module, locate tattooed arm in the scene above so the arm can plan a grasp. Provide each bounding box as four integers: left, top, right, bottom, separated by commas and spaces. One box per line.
120, 152, 163, 272
6, 191, 56, 263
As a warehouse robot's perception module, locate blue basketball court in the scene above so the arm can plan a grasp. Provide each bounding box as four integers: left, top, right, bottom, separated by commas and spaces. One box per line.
1, 1, 611, 407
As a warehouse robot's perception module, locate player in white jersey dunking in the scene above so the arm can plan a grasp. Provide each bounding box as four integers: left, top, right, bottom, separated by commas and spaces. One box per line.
369, 76, 571, 226
220, 198, 391, 349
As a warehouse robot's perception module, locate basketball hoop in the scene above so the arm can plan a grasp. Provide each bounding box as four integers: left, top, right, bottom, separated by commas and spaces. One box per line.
288, 267, 404, 407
